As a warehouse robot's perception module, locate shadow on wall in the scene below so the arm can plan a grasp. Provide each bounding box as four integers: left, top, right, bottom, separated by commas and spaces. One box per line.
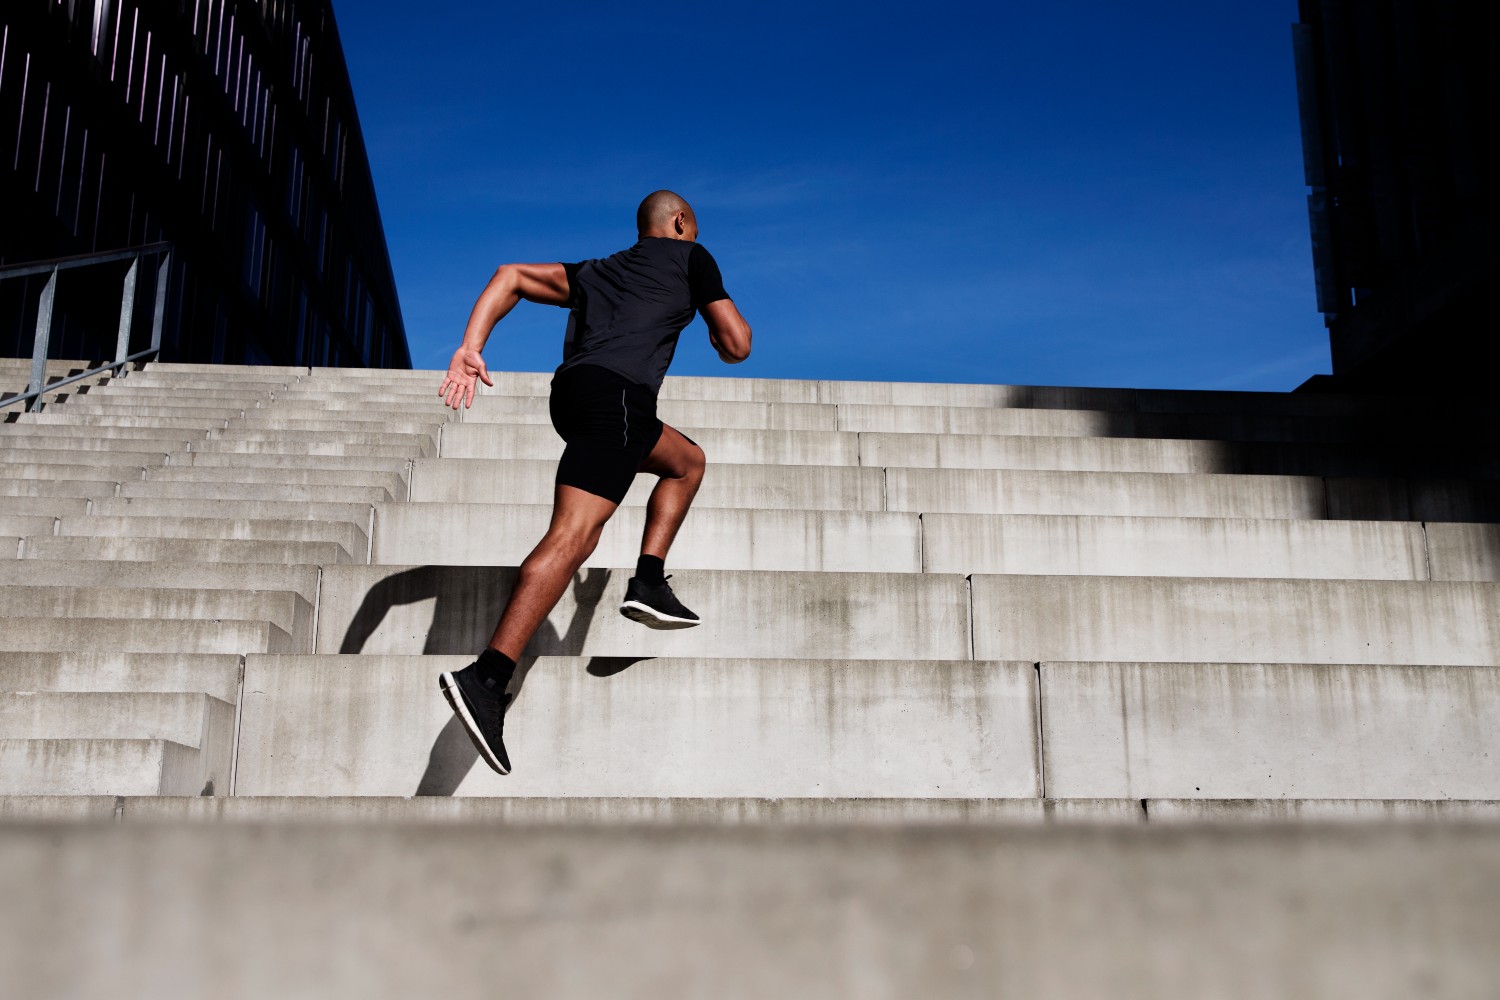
336, 565, 648, 796
1002, 384, 1500, 526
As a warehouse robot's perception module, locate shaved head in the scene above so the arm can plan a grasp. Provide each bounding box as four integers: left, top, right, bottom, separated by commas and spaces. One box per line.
636, 190, 695, 236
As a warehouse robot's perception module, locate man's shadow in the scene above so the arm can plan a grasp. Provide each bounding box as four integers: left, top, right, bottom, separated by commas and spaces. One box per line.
336, 565, 646, 795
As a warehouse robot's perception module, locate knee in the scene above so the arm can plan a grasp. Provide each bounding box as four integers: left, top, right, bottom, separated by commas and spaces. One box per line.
684, 442, 706, 480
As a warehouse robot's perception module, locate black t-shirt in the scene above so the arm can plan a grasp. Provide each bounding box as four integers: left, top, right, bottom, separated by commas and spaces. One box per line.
557, 237, 729, 394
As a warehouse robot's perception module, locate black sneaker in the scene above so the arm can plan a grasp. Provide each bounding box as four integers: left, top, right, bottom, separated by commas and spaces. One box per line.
619, 575, 701, 629
438, 663, 512, 775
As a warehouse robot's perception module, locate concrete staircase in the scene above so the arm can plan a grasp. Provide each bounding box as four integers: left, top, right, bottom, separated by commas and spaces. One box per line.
3, 361, 1500, 996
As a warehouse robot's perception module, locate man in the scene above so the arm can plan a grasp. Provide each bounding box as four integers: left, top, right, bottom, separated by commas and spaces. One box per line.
435, 190, 752, 775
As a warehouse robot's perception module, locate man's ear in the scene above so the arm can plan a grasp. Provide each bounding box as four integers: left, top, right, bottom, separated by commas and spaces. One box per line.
674, 212, 687, 235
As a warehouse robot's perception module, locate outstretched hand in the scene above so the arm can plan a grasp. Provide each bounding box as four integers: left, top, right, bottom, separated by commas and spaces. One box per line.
439, 347, 493, 409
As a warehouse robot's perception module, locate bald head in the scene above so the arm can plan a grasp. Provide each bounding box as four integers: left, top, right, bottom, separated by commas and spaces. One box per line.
636, 190, 697, 240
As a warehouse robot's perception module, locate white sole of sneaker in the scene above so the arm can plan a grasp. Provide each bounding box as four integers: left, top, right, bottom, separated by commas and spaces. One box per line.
438, 672, 511, 775
619, 600, 701, 630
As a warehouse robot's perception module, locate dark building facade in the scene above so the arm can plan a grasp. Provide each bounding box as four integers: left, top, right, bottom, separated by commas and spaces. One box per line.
1293, 0, 1499, 393
1, 0, 410, 368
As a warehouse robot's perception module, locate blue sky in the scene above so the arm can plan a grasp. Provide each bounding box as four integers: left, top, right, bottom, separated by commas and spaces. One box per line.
336, 1, 1328, 391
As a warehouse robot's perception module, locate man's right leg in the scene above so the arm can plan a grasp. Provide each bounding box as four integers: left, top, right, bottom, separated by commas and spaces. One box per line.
619, 424, 707, 629
440, 484, 617, 775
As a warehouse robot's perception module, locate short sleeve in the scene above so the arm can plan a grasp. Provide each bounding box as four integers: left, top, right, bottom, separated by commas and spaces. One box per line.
688, 244, 729, 311
561, 261, 585, 308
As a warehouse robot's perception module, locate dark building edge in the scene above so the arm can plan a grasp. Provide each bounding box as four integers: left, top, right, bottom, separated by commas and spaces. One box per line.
1, 0, 411, 369
1292, 0, 1499, 395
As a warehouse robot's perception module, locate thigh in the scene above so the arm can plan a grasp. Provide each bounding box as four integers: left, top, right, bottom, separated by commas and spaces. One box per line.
638, 423, 704, 479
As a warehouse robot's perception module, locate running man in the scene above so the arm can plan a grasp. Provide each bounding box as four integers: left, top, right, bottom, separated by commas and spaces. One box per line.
436, 190, 752, 775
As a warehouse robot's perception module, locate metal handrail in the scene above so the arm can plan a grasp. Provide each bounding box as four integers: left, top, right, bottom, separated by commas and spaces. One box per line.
1, 243, 173, 412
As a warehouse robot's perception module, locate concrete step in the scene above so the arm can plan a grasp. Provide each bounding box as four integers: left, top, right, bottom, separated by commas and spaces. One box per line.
0, 423, 209, 444
113, 795, 1141, 824
0, 537, 15, 557
0, 515, 55, 537
89, 496, 374, 529
103, 376, 294, 392
466, 394, 840, 431
263, 390, 459, 411
4, 822, 1499, 999
236, 654, 1037, 798
0, 449, 170, 469
0, 439, 189, 458
887, 467, 1500, 522
0, 559, 320, 600
919, 513, 1432, 580
440, 423, 858, 465
318, 565, 970, 659
1426, 523, 1500, 582
0, 585, 313, 645
21, 534, 354, 566
0, 479, 118, 499
0, 616, 294, 654
11, 794, 1495, 825
318, 565, 1500, 666
0, 651, 242, 701
371, 503, 920, 572
971, 575, 1500, 665
0, 496, 89, 517
116, 480, 394, 503
411, 458, 884, 509
9, 413, 228, 431
0, 739, 211, 794
0, 691, 233, 748
234, 411, 450, 434
1041, 661, 1500, 800
82, 388, 274, 405
204, 427, 437, 451
57, 513, 366, 558
0, 795, 120, 820
188, 439, 435, 458
0, 461, 150, 482
45, 403, 251, 420
142, 362, 311, 378
863, 431, 1500, 478
144, 466, 407, 492
837, 402, 1370, 441
173, 453, 410, 476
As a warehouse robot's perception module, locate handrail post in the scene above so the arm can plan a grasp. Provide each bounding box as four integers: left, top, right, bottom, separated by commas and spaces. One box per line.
149, 251, 171, 358
115, 256, 140, 368
26, 267, 59, 413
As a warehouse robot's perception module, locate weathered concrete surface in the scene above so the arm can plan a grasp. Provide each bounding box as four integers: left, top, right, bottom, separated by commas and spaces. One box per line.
0, 448, 172, 468
88, 496, 373, 527
0, 651, 242, 701
971, 576, 1500, 665
1147, 799, 1500, 823
57, 514, 366, 559
1426, 523, 1500, 582
885, 467, 1326, 518
316, 566, 971, 659
0, 514, 54, 537
0, 496, 89, 517
465, 395, 839, 431
0, 460, 151, 481
0, 616, 293, 654
1041, 662, 1500, 799
410, 458, 885, 510
122, 796, 1144, 825
21, 535, 354, 566
371, 503, 920, 572
5, 823, 1500, 999
145, 466, 406, 492
1326, 477, 1500, 523
0, 738, 208, 795
922, 513, 1428, 579
236, 655, 1035, 798
0, 585, 313, 646
0, 796, 118, 821
0, 479, 117, 497
0, 559, 320, 600
440, 423, 860, 466
116, 479, 393, 503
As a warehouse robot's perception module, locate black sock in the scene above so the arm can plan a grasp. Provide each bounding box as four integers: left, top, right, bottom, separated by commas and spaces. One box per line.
635, 554, 666, 584
474, 647, 516, 689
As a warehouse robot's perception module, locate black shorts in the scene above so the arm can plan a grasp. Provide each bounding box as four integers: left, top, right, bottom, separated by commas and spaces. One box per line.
549, 364, 664, 504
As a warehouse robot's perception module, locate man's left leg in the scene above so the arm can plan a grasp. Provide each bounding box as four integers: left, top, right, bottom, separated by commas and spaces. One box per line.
620, 423, 707, 628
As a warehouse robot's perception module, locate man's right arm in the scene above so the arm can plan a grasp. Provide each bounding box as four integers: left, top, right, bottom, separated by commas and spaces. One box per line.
440, 263, 572, 409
